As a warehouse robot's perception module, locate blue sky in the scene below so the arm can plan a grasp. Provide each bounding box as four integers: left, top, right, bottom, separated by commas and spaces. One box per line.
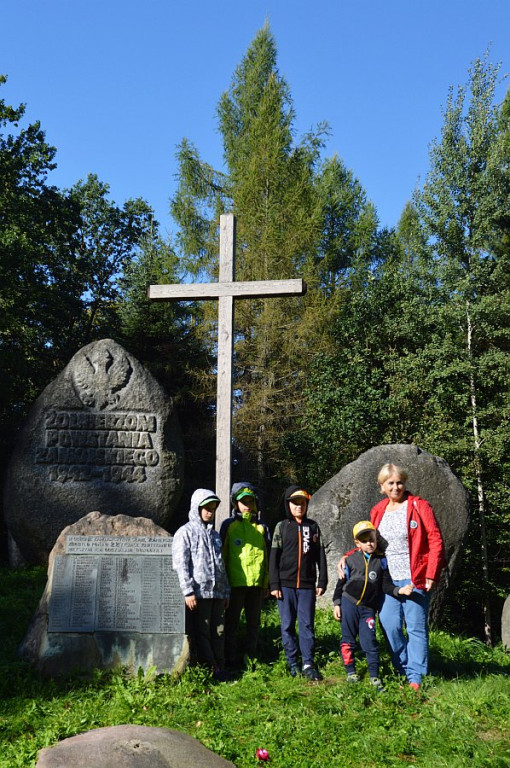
3, 1, 509, 236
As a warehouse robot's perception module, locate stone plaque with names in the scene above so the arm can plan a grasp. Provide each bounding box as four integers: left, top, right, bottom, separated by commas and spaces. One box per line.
48, 536, 184, 634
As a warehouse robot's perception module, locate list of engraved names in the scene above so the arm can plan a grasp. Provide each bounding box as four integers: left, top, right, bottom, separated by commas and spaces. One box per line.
48, 536, 183, 634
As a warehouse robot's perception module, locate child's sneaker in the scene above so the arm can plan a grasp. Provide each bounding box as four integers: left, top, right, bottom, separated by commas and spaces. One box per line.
302, 666, 322, 681
370, 677, 385, 692
409, 682, 420, 691
346, 673, 360, 683
289, 664, 300, 677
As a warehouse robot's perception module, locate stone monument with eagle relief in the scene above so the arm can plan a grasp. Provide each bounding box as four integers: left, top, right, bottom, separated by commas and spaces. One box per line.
4, 338, 185, 566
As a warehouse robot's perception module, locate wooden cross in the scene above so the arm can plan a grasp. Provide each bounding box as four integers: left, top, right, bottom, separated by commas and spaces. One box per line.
148, 213, 306, 526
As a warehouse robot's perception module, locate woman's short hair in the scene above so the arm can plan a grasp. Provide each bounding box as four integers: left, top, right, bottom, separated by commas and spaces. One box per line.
377, 463, 408, 486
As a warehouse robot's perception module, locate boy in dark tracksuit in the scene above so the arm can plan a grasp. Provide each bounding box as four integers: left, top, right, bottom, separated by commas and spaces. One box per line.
333, 520, 413, 691
269, 485, 328, 681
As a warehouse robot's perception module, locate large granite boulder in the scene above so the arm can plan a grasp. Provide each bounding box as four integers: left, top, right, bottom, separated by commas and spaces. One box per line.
4, 339, 184, 565
19, 512, 189, 677
309, 444, 470, 613
36, 725, 236, 767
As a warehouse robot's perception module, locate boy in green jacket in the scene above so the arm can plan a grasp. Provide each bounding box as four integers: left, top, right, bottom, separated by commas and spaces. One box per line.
220, 482, 270, 668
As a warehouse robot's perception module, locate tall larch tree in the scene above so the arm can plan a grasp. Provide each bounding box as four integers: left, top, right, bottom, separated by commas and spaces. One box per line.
171, 26, 330, 508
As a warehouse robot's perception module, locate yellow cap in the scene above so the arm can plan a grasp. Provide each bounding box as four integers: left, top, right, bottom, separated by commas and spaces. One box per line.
287, 489, 311, 501
352, 520, 376, 540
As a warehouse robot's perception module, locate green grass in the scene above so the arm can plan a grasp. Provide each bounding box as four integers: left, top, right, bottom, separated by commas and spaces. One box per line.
1, 567, 509, 767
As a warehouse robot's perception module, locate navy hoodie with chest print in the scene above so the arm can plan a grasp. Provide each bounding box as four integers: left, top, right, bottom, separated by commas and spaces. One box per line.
269, 485, 328, 592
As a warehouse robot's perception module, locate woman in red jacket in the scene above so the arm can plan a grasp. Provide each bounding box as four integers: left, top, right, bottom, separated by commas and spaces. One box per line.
371, 463, 445, 689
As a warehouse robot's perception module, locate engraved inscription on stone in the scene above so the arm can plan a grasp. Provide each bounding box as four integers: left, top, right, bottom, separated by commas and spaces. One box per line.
48, 537, 184, 634
70, 557, 98, 630
65, 535, 173, 556
97, 557, 116, 629
48, 556, 74, 630
35, 411, 160, 485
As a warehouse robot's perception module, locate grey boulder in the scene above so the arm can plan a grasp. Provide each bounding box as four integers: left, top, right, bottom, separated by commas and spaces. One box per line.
4, 338, 184, 565
35, 725, 236, 767
19, 512, 189, 677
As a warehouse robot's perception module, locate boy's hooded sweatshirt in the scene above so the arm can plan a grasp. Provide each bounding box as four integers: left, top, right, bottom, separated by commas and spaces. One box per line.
220, 482, 270, 588
269, 485, 328, 592
172, 488, 230, 600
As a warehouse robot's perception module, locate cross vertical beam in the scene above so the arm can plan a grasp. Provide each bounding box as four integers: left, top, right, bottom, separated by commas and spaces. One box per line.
215, 214, 235, 523
148, 213, 306, 529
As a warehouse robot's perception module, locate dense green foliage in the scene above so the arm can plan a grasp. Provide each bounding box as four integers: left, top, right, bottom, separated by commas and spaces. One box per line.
0, 568, 509, 768
299, 58, 510, 639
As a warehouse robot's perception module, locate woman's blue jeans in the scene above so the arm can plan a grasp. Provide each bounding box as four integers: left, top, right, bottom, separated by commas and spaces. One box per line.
379, 579, 430, 685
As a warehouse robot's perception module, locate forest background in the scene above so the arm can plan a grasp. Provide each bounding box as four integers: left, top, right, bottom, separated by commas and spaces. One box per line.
1, 16, 509, 645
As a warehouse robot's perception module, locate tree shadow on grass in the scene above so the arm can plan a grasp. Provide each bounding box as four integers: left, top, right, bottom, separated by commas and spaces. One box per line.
428, 634, 510, 680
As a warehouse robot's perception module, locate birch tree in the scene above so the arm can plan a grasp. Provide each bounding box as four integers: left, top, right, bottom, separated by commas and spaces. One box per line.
415, 56, 510, 643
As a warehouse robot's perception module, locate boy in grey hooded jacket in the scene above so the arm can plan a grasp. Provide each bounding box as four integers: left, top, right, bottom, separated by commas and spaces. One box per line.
172, 488, 230, 677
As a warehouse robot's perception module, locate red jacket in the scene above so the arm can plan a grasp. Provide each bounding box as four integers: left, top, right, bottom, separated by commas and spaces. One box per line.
370, 493, 445, 590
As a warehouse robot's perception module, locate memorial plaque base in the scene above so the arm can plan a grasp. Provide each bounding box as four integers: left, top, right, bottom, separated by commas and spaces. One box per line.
19, 512, 190, 677
20, 629, 189, 678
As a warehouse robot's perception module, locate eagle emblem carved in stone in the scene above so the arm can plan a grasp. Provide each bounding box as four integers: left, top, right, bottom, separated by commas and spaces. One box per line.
72, 347, 133, 410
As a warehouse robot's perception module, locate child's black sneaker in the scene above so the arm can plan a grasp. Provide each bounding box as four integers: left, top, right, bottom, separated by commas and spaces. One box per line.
302, 666, 322, 681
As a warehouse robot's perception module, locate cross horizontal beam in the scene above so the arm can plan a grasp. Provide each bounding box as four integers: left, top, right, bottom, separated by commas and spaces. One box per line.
148, 278, 306, 302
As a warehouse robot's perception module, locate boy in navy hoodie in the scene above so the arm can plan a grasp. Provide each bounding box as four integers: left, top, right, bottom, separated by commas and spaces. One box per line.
269, 485, 328, 681
333, 520, 413, 691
